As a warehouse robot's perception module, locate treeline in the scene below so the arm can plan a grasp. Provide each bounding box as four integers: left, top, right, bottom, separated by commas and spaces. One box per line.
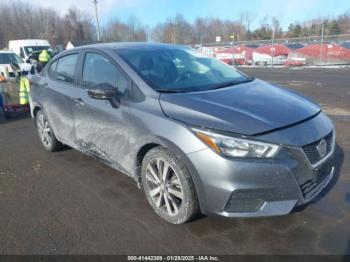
0, 2, 95, 48
287, 15, 350, 38
0, 1, 349, 49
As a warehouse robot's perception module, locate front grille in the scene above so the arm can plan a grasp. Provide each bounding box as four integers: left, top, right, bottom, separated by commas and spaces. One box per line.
302, 132, 333, 164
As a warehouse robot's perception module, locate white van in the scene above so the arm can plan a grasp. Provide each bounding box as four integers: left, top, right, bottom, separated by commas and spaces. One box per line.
9, 39, 51, 61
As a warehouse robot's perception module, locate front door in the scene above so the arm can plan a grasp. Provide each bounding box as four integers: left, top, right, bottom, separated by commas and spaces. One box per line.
72, 51, 132, 173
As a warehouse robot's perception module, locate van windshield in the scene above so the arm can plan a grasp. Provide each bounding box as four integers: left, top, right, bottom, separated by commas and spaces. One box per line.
116, 46, 252, 93
24, 46, 50, 55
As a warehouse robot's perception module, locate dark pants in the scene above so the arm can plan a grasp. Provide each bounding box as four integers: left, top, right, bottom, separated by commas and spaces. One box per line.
36, 62, 47, 73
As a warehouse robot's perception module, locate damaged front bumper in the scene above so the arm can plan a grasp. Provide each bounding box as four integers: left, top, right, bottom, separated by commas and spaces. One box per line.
186, 132, 336, 218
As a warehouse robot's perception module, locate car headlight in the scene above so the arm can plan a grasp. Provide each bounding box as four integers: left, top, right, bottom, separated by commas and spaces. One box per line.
192, 128, 280, 158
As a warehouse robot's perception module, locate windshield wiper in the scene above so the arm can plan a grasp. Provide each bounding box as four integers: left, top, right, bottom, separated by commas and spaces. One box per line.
156, 77, 255, 93
211, 78, 254, 90
155, 89, 190, 93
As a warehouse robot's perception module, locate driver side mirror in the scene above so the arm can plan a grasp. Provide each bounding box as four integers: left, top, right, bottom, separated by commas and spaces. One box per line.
87, 83, 120, 108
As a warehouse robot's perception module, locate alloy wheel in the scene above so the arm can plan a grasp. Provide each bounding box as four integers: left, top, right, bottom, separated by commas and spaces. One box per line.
145, 158, 184, 216
37, 113, 52, 148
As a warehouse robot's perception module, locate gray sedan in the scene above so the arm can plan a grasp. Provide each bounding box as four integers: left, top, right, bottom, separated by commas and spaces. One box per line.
29, 43, 335, 224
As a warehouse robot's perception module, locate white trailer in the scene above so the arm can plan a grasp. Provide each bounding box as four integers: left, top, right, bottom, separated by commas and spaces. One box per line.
252, 52, 287, 66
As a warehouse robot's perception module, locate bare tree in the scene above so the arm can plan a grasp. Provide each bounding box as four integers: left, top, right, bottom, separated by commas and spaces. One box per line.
152, 13, 193, 44
0, 1, 95, 48
241, 11, 255, 39
271, 17, 282, 38
103, 16, 147, 42
0, 1, 349, 49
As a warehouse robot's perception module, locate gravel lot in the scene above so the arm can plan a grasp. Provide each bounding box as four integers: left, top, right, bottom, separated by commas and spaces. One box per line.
0, 67, 349, 255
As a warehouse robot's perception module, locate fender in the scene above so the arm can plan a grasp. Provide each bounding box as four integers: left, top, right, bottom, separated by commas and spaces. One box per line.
132, 135, 208, 214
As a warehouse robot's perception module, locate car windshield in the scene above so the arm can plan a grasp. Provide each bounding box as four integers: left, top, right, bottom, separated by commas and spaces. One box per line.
0, 53, 24, 64
24, 46, 50, 55
116, 46, 252, 93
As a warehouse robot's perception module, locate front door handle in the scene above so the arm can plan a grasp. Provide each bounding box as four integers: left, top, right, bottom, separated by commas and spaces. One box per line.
73, 98, 85, 106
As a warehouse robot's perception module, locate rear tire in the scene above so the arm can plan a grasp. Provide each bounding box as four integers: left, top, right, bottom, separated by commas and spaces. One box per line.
141, 146, 199, 224
35, 110, 62, 152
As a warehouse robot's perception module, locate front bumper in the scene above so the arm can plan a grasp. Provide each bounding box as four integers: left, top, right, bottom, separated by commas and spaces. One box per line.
186, 116, 335, 218
188, 145, 335, 218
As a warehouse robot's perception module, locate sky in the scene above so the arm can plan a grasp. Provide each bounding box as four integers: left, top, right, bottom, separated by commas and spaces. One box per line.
19, 0, 350, 30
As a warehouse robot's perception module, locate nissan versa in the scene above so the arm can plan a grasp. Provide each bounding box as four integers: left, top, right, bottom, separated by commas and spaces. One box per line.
29, 43, 335, 224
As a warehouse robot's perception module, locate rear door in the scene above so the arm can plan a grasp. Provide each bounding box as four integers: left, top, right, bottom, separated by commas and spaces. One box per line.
72, 50, 132, 173
41, 52, 82, 145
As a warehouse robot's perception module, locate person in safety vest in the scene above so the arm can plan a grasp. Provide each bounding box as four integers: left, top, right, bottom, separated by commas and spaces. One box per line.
39, 49, 51, 63
36, 49, 51, 73
19, 77, 30, 105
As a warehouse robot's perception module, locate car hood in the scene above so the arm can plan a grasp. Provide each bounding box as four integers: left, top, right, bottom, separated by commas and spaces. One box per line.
159, 79, 321, 136
0, 63, 31, 72
19, 63, 32, 71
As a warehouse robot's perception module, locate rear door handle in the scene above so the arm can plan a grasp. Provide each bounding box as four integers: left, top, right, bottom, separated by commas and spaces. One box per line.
72, 98, 85, 106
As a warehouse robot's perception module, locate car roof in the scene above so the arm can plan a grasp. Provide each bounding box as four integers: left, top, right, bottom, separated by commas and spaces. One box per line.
72, 42, 186, 52
53, 42, 190, 62
0, 50, 15, 54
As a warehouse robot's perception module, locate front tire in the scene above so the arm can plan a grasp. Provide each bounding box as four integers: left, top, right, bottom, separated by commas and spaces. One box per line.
141, 146, 199, 224
35, 110, 62, 152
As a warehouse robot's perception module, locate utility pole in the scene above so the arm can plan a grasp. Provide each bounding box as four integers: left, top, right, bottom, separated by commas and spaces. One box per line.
319, 23, 324, 65
230, 34, 235, 66
93, 0, 101, 41
271, 28, 275, 67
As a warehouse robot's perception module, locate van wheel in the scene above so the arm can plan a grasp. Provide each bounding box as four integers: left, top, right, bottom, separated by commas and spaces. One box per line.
3, 111, 10, 119
141, 146, 199, 224
35, 110, 62, 152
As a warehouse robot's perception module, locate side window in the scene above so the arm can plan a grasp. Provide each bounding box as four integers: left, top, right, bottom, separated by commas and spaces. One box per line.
55, 54, 78, 84
20, 48, 25, 58
48, 60, 58, 78
82, 53, 130, 97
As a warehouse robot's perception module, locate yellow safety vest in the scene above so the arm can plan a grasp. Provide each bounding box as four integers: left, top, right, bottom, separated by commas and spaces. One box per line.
19, 77, 30, 105
39, 51, 51, 62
